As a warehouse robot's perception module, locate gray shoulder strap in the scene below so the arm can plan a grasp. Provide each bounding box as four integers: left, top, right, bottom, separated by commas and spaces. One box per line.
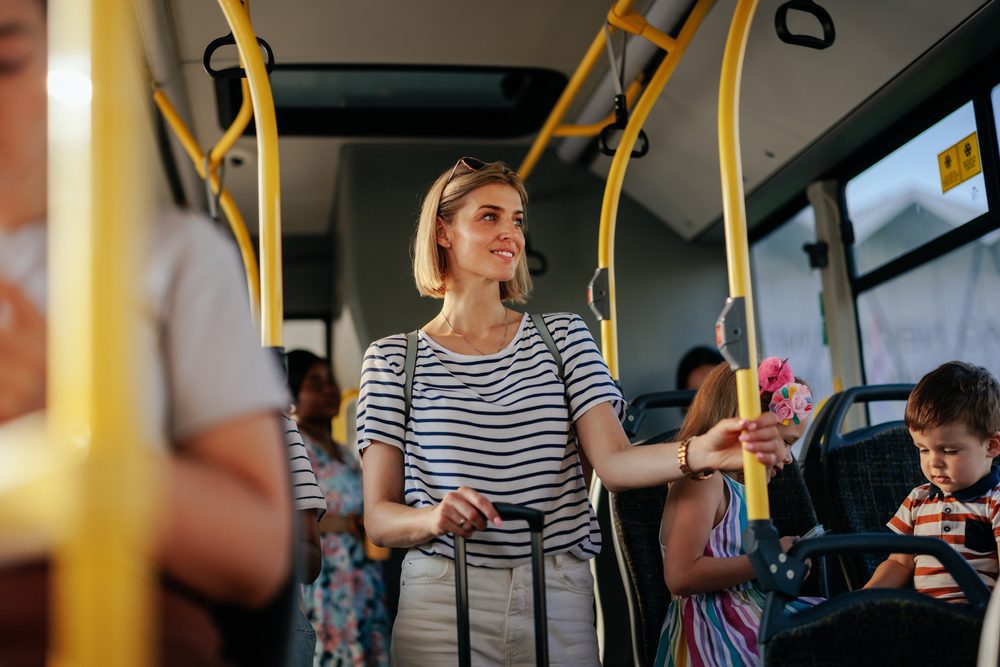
403, 330, 419, 425
530, 313, 564, 381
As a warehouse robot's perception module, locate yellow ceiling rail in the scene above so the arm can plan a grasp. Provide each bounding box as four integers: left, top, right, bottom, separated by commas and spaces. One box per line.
47, 0, 157, 663
551, 76, 644, 138
217, 0, 284, 349
718, 0, 767, 518
593, 0, 716, 380
607, 1, 678, 52
152, 87, 261, 320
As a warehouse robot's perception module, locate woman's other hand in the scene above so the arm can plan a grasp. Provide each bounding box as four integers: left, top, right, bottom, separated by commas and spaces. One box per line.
0, 281, 46, 423
428, 486, 501, 539
688, 412, 784, 472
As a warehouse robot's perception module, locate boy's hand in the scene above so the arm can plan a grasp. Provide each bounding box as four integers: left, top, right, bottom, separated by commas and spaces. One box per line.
0, 280, 47, 423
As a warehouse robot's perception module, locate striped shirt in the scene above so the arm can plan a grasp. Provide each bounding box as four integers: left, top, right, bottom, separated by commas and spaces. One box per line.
284, 415, 327, 518
888, 466, 1000, 602
357, 312, 625, 567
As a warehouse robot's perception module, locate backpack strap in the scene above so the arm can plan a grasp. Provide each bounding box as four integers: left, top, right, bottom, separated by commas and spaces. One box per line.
403, 330, 419, 426
530, 313, 564, 382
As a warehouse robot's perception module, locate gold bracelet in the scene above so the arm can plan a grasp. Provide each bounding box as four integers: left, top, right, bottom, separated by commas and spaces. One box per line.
678, 437, 714, 480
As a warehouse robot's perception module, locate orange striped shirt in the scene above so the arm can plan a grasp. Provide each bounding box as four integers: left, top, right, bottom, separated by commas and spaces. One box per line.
888, 469, 1000, 603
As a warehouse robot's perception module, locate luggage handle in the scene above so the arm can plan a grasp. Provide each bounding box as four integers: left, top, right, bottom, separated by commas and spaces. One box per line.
455, 503, 549, 666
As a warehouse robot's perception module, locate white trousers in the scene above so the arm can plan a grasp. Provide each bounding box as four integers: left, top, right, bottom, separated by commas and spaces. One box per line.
391, 549, 600, 667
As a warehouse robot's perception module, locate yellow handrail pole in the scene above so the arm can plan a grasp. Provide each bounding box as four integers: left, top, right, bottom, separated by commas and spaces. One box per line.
49, 0, 156, 663
217, 0, 283, 349
518, 29, 609, 181
718, 0, 767, 519
595, 0, 716, 379
551, 76, 644, 138
209, 78, 254, 172
152, 89, 262, 318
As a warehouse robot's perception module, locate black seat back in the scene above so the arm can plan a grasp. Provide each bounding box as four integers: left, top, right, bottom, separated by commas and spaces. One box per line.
609, 483, 670, 667
800, 385, 919, 588
760, 533, 990, 667
769, 457, 826, 598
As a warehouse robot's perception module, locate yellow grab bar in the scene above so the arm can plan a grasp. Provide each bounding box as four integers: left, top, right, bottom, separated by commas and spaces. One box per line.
595, 0, 716, 380
48, 0, 157, 663
607, 2, 677, 52
209, 78, 254, 173
152, 89, 261, 320
217, 0, 284, 349
551, 76, 644, 138
718, 0, 767, 519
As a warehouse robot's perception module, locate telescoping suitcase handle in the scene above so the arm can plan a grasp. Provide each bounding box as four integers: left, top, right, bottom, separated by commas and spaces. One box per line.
454, 503, 548, 667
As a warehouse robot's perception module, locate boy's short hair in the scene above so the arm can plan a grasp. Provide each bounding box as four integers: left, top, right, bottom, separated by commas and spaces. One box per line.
905, 361, 1000, 439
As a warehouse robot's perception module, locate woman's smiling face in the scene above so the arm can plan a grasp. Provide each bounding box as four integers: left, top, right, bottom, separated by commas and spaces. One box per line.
0, 0, 47, 230
437, 182, 525, 288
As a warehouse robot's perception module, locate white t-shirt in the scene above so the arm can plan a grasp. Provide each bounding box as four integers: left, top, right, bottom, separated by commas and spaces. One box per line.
357, 312, 625, 567
0, 212, 288, 553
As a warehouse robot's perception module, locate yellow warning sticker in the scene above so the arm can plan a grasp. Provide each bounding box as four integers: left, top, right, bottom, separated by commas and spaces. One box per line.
939, 131, 981, 193
957, 132, 981, 181
938, 145, 961, 193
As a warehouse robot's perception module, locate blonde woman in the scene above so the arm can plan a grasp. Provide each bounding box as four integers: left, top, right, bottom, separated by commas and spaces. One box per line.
358, 158, 787, 666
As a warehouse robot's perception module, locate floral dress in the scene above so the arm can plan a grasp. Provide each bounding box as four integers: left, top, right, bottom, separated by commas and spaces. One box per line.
655, 474, 822, 666
301, 432, 389, 667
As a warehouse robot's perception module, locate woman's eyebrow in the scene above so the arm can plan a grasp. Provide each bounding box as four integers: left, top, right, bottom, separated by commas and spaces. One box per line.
476, 204, 525, 215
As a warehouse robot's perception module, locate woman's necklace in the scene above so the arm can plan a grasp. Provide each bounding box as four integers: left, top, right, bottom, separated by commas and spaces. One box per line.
441, 308, 509, 355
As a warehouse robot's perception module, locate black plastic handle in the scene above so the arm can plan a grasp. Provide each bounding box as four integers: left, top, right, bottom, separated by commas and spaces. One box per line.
623, 389, 696, 437
825, 384, 913, 452
493, 502, 545, 533
775, 0, 836, 50
599, 124, 649, 158
789, 533, 991, 610
203, 32, 275, 79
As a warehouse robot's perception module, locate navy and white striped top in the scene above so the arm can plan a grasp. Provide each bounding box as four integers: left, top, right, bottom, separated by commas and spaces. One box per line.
357, 312, 625, 567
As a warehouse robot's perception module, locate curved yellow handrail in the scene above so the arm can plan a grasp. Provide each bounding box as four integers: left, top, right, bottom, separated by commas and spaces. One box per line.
596, 0, 716, 379
217, 0, 284, 349
718, 0, 767, 519
209, 77, 254, 173
152, 89, 261, 320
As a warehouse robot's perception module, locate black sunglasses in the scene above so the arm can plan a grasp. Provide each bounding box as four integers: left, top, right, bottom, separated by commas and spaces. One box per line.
444, 157, 515, 186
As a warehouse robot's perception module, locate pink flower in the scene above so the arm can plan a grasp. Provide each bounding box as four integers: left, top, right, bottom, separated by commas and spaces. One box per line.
770, 399, 795, 423
791, 393, 812, 418
758, 357, 794, 395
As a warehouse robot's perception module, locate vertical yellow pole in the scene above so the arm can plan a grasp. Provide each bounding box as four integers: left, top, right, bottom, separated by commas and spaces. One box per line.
595, 0, 716, 379
217, 0, 284, 348
49, 0, 155, 664
718, 0, 768, 519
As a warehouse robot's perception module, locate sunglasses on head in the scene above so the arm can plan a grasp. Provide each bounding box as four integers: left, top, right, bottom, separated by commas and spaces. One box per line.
444, 157, 515, 186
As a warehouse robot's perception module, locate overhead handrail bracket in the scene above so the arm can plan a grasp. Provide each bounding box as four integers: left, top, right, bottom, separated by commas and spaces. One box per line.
715, 296, 750, 370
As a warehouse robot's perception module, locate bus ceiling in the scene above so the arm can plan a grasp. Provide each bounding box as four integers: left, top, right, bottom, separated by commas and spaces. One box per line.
146, 1, 995, 241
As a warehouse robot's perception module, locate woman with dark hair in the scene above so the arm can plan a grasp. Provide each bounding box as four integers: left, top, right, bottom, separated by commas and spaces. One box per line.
676, 345, 726, 391
287, 350, 389, 667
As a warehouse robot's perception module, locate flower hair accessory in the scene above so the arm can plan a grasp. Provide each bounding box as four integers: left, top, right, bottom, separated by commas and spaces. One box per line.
758, 357, 794, 396
769, 383, 813, 426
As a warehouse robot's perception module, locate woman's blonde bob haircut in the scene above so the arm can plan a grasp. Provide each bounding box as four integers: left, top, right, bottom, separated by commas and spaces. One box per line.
413, 160, 532, 303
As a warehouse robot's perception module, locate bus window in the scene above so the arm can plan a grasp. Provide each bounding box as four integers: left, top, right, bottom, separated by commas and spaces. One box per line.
857, 239, 1000, 423
994, 83, 1000, 152
752, 206, 833, 445
845, 101, 988, 277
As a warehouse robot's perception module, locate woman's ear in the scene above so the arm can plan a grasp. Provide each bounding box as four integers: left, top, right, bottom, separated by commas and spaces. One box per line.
436, 217, 451, 248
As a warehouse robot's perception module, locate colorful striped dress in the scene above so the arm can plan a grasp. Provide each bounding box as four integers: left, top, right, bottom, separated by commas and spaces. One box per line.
654, 474, 822, 666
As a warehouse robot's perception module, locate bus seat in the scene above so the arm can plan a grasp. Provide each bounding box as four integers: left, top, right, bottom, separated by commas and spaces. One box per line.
800, 384, 917, 589
609, 449, 828, 663
769, 456, 826, 598
759, 533, 989, 667
609, 482, 670, 667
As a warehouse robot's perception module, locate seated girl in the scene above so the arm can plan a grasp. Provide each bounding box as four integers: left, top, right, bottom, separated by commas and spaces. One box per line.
655, 358, 820, 667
